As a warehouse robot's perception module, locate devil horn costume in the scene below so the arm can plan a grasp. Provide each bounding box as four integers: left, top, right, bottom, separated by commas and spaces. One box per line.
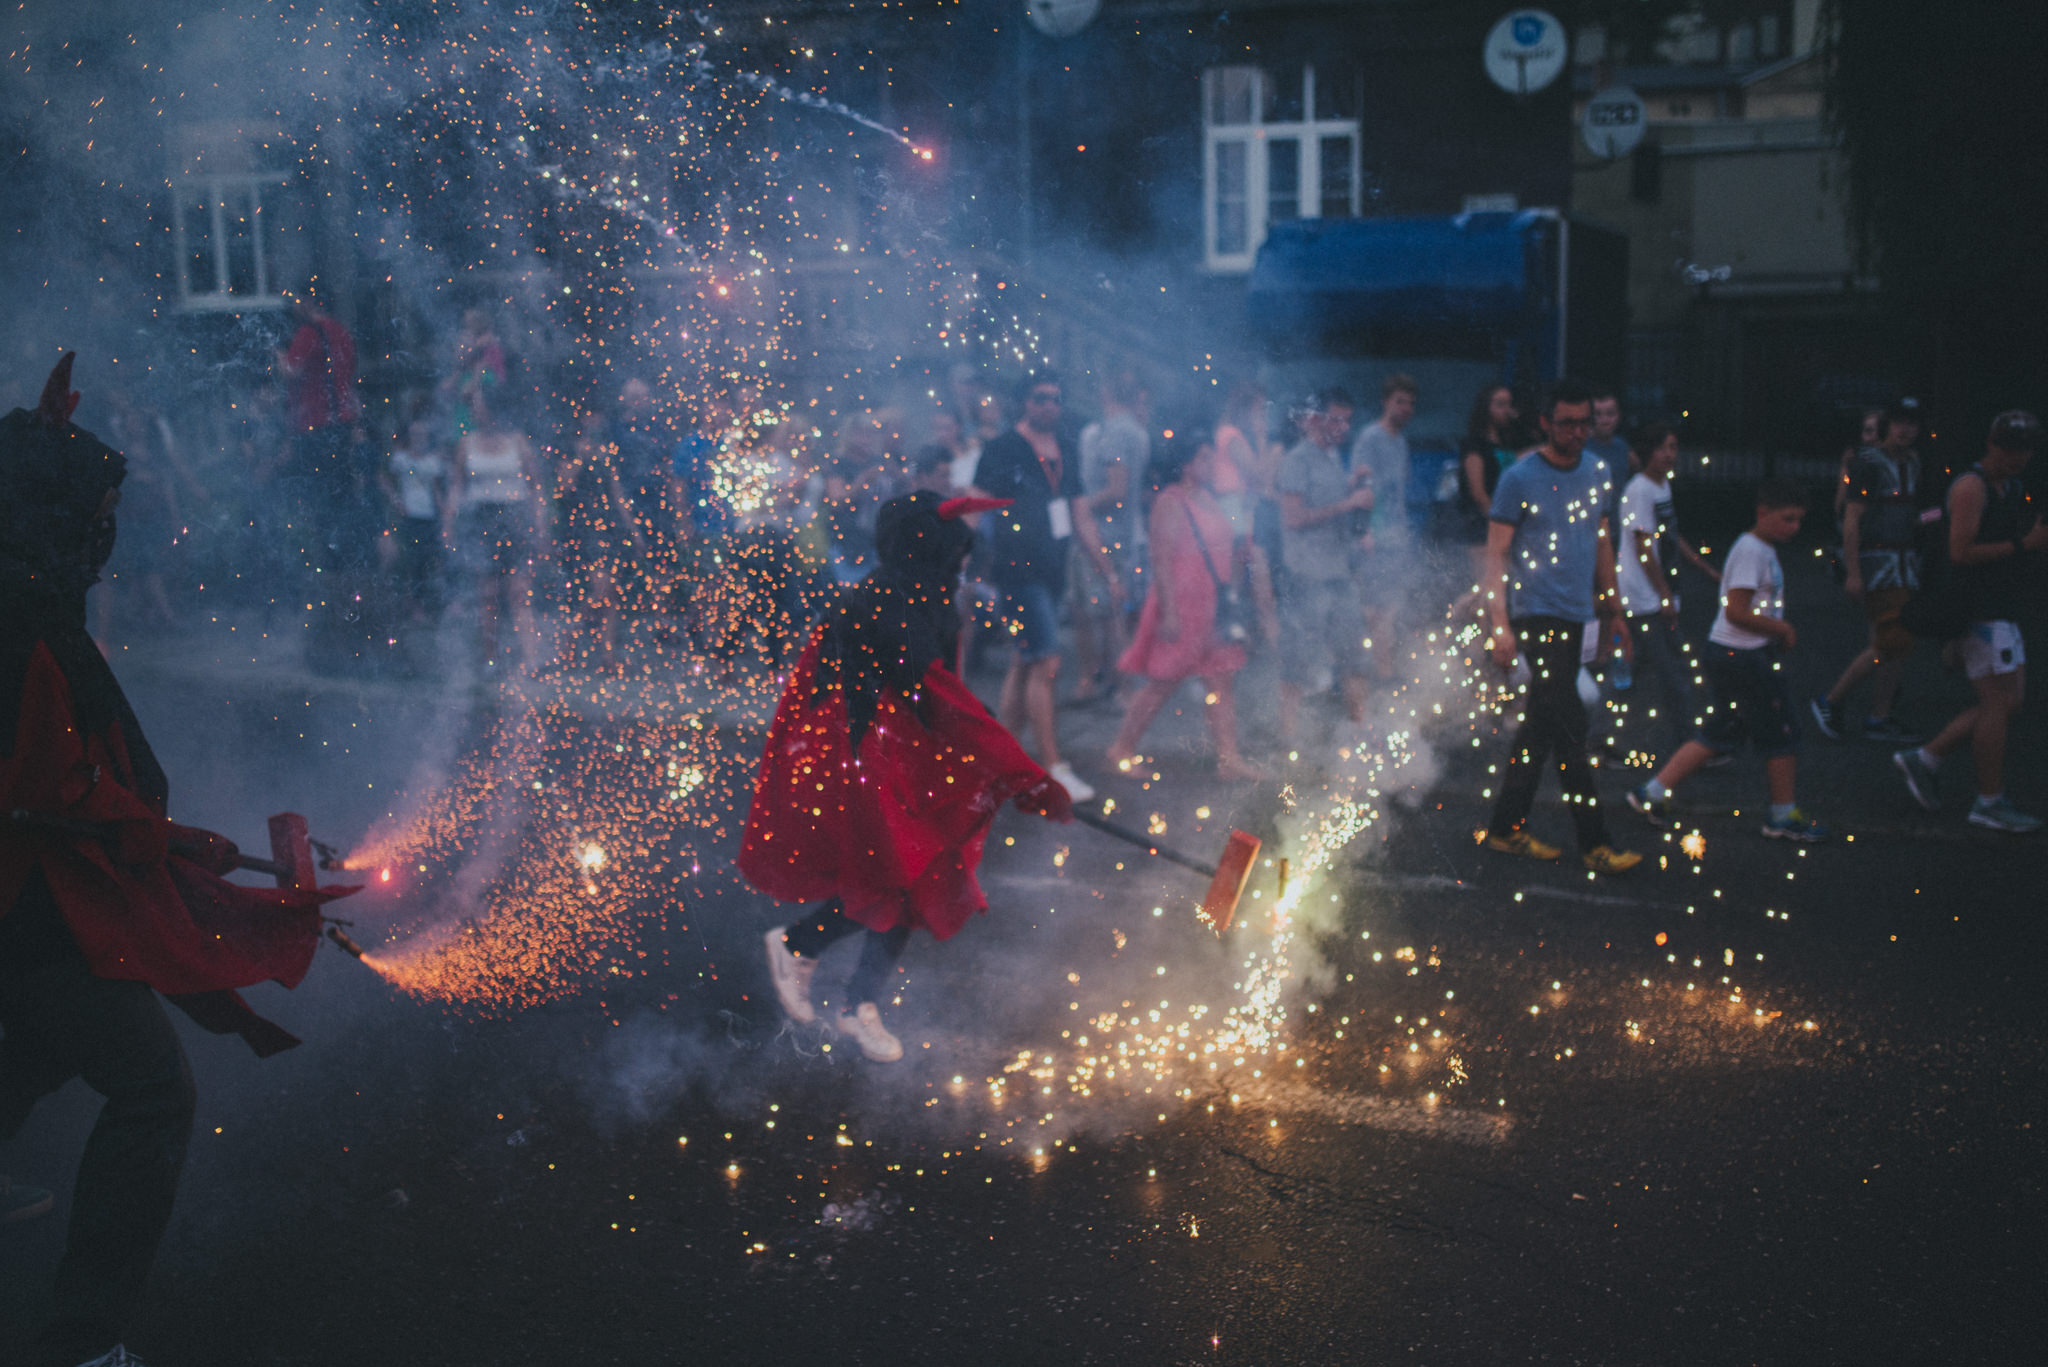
1, 353, 326, 1058
740, 490, 1066, 943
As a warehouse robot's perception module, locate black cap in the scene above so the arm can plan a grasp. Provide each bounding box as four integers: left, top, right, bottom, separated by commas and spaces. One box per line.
1989, 409, 2041, 453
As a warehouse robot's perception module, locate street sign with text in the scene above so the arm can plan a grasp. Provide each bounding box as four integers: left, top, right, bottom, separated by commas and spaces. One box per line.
1484, 10, 1568, 96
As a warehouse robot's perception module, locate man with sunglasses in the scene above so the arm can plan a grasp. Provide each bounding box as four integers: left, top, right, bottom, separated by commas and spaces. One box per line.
1481, 379, 1643, 874
974, 371, 1119, 802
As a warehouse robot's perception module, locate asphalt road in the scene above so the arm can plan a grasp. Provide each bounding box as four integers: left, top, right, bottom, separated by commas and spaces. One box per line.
5, 554, 2044, 1366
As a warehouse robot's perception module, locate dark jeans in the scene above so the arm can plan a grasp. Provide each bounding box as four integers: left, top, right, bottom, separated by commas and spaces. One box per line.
1622, 613, 1695, 760
0, 894, 196, 1363
783, 900, 910, 1008
1489, 615, 1614, 852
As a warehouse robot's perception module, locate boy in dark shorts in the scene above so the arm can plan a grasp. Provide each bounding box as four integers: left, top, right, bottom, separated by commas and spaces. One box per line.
1628, 480, 1830, 841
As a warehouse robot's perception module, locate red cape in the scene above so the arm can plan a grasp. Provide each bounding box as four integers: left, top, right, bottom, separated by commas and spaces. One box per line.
1, 641, 322, 1050
739, 634, 1045, 940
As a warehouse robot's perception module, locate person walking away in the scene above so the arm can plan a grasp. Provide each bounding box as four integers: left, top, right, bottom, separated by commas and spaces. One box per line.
552, 407, 636, 667
379, 409, 449, 631
1070, 370, 1148, 702
745, 492, 1073, 1060
1611, 423, 1720, 762
447, 398, 542, 671
1892, 410, 2048, 832
1481, 379, 1643, 874
276, 281, 369, 669
1275, 389, 1372, 748
1106, 432, 1275, 781
1626, 481, 1829, 841
2, 355, 325, 1367
1811, 396, 1927, 742
976, 372, 1120, 803
1452, 384, 1523, 621
1353, 374, 1417, 698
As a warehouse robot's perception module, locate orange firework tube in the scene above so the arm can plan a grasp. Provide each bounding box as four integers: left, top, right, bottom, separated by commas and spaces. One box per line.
1201, 830, 1262, 934
1070, 810, 1261, 933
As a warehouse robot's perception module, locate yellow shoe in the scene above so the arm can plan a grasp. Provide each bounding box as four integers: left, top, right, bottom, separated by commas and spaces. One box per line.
1582, 845, 1643, 875
1485, 830, 1561, 861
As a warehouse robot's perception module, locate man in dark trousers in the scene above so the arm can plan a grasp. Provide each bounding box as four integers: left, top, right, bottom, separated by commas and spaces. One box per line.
972, 371, 1120, 803
1481, 378, 1643, 875
1, 355, 326, 1367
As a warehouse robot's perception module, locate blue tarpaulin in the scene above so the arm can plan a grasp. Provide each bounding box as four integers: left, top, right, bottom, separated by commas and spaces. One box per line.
1245, 211, 1557, 341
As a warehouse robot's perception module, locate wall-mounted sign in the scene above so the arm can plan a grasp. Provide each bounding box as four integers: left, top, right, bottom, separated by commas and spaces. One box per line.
1484, 10, 1568, 96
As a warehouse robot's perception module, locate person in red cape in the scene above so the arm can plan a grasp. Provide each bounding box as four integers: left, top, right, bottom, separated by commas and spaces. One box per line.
1, 355, 328, 1367
741, 490, 1073, 1061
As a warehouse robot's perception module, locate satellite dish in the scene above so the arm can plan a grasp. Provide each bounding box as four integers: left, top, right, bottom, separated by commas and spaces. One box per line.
1582, 86, 1647, 158
1483, 9, 1567, 96
1027, 0, 1099, 38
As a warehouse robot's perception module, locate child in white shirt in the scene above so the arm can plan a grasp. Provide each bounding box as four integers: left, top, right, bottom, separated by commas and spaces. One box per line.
1627, 480, 1829, 841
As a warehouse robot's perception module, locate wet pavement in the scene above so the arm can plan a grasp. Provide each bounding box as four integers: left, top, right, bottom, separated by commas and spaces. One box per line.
4, 560, 2044, 1365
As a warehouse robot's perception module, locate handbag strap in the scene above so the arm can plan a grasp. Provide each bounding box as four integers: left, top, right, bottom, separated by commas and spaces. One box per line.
1180, 494, 1231, 590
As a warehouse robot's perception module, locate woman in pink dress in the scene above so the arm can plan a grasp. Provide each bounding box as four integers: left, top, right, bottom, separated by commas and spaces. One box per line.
1106, 433, 1275, 781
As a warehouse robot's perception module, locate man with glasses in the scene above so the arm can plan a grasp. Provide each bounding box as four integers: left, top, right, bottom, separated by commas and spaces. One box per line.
974, 371, 1119, 802
1481, 379, 1643, 875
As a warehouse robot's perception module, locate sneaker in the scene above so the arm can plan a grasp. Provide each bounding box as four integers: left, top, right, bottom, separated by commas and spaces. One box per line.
1626, 783, 1673, 828
1047, 761, 1096, 804
1484, 830, 1561, 861
1808, 697, 1844, 740
1761, 809, 1831, 842
835, 1002, 903, 1062
1, 1175, 54, 1223
1582, 845, 1644, 874
1862, 715, 1920, 744
1892, 749, 1940, 812
1968, 796, 2043, 834
763, 927, 818, 1024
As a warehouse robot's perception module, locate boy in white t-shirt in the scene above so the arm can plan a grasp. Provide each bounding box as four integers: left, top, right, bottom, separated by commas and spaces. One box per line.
1610, 423, 1720, 761
1627, 480, 1829, 841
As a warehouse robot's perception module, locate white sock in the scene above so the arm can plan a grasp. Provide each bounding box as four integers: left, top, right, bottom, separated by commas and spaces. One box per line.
1917, 747, 1940, 769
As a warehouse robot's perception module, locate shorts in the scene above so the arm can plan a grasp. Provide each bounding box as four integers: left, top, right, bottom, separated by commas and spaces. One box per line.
1279, 576, 1368, 686
1962, 620, 2025, 680
1864, 586, 1915, 661
1355, 549, 1406, 610
999, 579, 1063, 663
1694, 644, 1800, 759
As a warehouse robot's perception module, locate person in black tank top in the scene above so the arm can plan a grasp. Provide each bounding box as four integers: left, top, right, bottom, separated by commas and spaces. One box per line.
1891, 411, 2048, 832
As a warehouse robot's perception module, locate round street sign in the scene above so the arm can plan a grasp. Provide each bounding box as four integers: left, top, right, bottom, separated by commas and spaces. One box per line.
1483, 9, 1568, 96
1582, 85, 1647, 158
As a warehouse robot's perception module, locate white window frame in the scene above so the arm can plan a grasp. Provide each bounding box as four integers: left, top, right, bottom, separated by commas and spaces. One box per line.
173, 173, 292, 312
1202, 65, 1361, 274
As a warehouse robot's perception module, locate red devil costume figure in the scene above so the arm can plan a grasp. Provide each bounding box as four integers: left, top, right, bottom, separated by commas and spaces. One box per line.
741, 490, 1072, 1061
1, 355, 326, 1367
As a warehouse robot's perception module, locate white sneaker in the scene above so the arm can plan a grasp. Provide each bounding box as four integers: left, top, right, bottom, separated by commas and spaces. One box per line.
1047, 761, 1095, 804
763, 927, 818, 1024
835, 1002, 903, 1062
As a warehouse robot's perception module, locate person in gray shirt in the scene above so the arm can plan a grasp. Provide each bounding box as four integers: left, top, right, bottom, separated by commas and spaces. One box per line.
1351, 373, 1416, 696
1276, 388, 1372, 746
1071, 370, 1147, 701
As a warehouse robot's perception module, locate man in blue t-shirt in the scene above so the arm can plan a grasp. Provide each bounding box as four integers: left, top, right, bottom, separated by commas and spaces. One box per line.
973, 371, 1119, 803
1481, 379, 1642, 874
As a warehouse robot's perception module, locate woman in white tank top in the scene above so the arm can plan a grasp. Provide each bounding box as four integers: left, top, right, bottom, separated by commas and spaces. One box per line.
448, 399, 541, 668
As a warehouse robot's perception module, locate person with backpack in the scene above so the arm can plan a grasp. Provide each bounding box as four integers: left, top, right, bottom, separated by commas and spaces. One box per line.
1892, 411, 2047, 832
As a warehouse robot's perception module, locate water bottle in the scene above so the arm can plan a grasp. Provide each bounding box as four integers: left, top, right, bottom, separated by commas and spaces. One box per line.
1609, 630, 1633, 691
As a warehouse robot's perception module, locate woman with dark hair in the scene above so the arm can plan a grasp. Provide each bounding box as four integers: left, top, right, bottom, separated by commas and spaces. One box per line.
1451, 383, 1523, 615
1106, 432, 1275, 781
